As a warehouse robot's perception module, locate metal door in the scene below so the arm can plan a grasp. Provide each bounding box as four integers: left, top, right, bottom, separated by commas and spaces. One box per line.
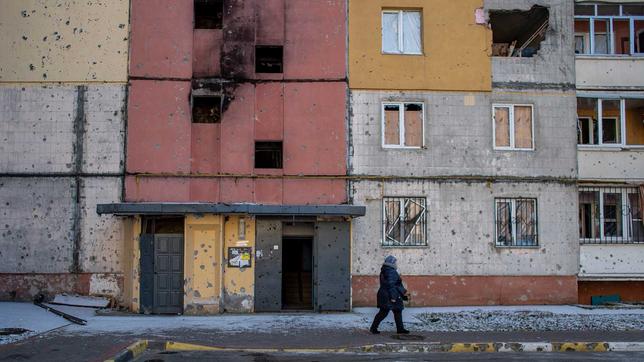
153, 234, 184, 314
254, 219, 282, 312
314, 221, 351, 311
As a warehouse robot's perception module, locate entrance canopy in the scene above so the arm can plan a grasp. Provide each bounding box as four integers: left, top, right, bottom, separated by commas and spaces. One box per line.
97, 203, 366, 217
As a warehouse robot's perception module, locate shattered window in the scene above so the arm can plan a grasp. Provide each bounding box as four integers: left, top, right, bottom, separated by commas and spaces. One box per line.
493, 104, 533, 150
382, 102, 423, 148
194, 0, 223, 29
495, 198, 538, 247
574, 4, 644, 55
383, 197, 427, 247
580, 186, 644, 244
192, 95, 221, 123
577, 98, 624, 146
382, 10, 422, 55
255, 141, 283, 169
255, 46, 283, 73
490, 6, 549, 57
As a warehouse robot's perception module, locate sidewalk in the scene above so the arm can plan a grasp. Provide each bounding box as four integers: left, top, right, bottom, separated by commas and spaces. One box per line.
1, 303, 644, 361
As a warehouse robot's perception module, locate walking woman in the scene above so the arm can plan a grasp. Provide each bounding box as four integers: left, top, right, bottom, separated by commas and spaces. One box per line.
370, 255, 410, 334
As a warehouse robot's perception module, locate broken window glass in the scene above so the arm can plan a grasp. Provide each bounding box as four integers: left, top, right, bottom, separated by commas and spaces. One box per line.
255, 46, 283, 73
597, 5, 620, 16
575, 19, 590, 54
635, 20, 644, 54
495, 198, 537, 247
383, 197, 427, 247
194, 0, 223, 29
575, 4, 595, 16
192, 95, 222, 123
490, 6, 549, 57
580, 187, 644, 244
602, 99, 621, 144
382, 10, 422, 54
623, 5, 644, 16
255, 141, 283, 169
614, 19, 631, 55
593, 19, 610, 54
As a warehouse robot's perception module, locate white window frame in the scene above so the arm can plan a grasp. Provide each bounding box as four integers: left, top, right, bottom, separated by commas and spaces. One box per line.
492, 103, 535, 151
579, 188, 635, 243
576, 98, 626, 148
574, 4, 644, 56
494, 198, 539, 248
381, 102, 425, 149
381, 10, 423, 55
382, 196, 428, 247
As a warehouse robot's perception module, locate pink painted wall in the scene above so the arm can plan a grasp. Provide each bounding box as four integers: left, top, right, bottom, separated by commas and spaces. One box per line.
126, 0, 348, 205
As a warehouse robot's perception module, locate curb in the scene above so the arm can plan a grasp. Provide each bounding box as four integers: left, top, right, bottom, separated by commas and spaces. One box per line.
165, 341, 644, 353
104, 340, 148, 362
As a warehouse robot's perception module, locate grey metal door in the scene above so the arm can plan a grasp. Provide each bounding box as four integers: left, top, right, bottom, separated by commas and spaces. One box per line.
314, 221, 351, 311
153, 234, 184, 314
139, 234, 154, 314
254, 219, 282, 312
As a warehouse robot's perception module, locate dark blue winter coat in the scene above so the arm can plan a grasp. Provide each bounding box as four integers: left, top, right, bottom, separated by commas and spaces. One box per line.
376, 265, 406, 311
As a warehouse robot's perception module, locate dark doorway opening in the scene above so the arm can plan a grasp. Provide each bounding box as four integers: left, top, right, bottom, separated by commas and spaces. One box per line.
140, 217, 185, 315
281, 237, 313, 310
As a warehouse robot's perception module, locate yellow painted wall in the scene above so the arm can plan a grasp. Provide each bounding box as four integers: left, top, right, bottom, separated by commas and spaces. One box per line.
184, 215, 223, 315
0, 0, 129, 82
223, 215, 256, 313
125, 216, 141, 313
349, 0, 491, 91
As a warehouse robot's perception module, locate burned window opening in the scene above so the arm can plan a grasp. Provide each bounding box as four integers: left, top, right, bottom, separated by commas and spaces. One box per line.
490, 6, 549, 57
255, 141, 283, 169
255, 46, 283, 73
194, 0, 223, 29
192, 95, 222, 123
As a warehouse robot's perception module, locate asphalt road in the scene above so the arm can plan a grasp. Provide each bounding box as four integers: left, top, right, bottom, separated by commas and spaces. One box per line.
134, 350, 644, 361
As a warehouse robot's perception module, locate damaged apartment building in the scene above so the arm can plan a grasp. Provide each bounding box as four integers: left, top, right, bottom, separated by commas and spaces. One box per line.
573, 0, 644, 303
0, 1, 129, 301
1, 0, 642, 313
348, 0, 580, 305
96, 0, 362, 314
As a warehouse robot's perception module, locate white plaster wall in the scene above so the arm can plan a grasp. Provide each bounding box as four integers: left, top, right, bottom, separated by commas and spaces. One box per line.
350, 180, 579, 276
576, 58, 644, 90
580, 244, 644, 278
578, 149, 644, 181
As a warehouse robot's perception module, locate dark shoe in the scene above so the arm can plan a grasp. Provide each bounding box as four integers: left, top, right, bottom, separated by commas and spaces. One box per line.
396, 329, 410, 334
370, 327, 380, 334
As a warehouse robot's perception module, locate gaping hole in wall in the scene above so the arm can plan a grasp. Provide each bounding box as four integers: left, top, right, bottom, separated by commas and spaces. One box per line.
490, 6, 549, 57
255, 141, 283, 169
255, 46, 284, 73
194, 0, 223, 29
192, 95, 222, 123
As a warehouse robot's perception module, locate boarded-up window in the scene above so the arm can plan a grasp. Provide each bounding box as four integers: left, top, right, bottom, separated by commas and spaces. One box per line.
494, 107, 510, 148
514, 106, 533, 148
384, 105, 400, 145
382, 102, 423, 148
493, 104, 533, 150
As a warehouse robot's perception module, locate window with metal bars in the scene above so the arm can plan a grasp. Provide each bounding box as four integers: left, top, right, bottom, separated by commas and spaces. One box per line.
579, 186, 644, 244
495, 198, 538, 247
382, 197, 427, 247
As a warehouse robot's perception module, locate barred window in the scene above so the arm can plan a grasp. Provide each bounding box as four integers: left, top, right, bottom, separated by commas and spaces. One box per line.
383, 197, 427, 247
495, 198, 538, 247
579, 186, 644, 244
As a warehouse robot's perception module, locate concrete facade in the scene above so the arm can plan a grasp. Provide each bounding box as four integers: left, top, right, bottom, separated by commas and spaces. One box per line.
574, 1, 644, 302
0, 0, 128, 302
348, 0, 579, 305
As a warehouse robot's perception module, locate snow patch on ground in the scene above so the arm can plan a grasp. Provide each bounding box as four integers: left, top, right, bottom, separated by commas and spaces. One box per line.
0, 303, 71, 345
414, 310, 644, 332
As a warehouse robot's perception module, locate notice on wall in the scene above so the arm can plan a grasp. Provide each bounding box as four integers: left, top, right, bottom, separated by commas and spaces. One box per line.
228, 247, 252, 268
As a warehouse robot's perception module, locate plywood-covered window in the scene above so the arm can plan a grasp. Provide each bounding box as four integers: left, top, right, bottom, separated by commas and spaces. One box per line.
493, 104, 534, 150
382, 102, 423, 148
382, 10, 422, 55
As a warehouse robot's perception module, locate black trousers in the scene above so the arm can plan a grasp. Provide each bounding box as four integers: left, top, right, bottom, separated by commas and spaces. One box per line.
370, 308, 405, 331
